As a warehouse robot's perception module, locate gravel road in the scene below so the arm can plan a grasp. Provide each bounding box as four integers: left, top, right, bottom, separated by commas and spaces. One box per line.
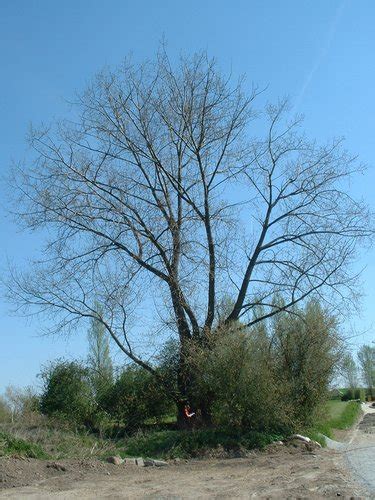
344, 403, 375, 495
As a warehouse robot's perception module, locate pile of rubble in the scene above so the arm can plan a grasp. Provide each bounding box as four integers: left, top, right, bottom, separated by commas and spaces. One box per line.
106, 456, 168, 467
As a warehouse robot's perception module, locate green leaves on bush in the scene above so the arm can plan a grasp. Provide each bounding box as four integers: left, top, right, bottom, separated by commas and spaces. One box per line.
100, 366, 174, 430
40, 361, 95, 427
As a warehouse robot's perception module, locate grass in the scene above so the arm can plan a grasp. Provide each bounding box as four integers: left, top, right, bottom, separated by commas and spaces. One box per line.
305, 400, 362, 443
0, 419, 283, 461
0, 431, 49, 459
326, 400, 362, 430
0, 417, 117, 460
118, 428, 284, 459
1, 400, 361, 460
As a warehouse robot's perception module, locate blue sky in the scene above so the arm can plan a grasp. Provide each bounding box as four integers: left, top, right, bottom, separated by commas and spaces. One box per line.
1, 0, 374, 392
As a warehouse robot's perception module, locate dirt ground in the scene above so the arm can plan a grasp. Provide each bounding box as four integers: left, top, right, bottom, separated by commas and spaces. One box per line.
0, 442, 369, 499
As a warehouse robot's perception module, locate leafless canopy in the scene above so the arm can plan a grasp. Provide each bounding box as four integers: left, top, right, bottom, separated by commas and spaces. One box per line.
7, 51, 372, 391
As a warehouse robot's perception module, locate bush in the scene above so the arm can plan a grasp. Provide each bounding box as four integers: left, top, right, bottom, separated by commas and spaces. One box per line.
272, 301, 341, 428
353, 388, 366, 401
176, 300, 340, 434
40, 360, 95, 427
101, 365, 174, 430
184, 325, 291, 433
341, 389, 354, 401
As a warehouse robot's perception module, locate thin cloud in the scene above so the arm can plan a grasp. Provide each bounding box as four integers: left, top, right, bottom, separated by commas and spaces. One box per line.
293, 0, 347, 113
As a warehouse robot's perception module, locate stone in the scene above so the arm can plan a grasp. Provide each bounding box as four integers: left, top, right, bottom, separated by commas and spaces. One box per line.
312, 440, 322, 448
106, 456, 123, 465
144, 459, 155, 467
124, 458, 137, 465
152, 459, 168, 467
288, 434, 311, 443
136, 457, 145, 467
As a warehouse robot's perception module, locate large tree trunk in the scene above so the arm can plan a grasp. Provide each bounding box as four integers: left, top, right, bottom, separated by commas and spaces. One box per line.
175, 334, 214, 429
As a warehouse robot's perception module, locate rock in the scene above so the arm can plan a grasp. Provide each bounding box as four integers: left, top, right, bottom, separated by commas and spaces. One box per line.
144, 459, 155, 467
273, 441, 284, 445
312, 440, 322, 448
152, 459, 168, 467
124, 456, 169, 467
124, 457, 137, 466
106, 456, 123, 465
288, 434, 311, 443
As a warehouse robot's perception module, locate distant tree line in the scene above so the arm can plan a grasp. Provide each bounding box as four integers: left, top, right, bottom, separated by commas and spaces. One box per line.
341, 344, 375, 399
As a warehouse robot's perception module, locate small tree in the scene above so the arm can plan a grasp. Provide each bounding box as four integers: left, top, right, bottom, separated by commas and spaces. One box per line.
40, 360, 94, 427
101, 365, 173, 430
357, 344, 375, 396
4, 386, 39, 422
272, 301, 341, 426
87, 303, 113, 399
341, 352, 358, 396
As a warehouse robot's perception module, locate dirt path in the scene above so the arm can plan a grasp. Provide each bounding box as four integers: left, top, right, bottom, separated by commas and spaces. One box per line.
343, 403, 375, 494
0, 444, 368, 498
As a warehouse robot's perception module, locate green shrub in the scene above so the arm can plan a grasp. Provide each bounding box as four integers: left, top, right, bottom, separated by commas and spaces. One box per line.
272, 301, 340, 428
40, 360, 95, 427
101, 365, 174, 430
185, 326, 292, 433
176, 300, 339, 434
353, 388, 366, 401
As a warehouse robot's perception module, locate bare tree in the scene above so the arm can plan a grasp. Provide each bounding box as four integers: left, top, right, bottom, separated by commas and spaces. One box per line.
357, 344, 375, 395
341, 352, 358, 392
6, 51, 373, 425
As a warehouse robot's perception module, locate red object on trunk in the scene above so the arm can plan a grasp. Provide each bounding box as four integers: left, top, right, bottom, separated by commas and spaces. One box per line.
184, 405, 195, 418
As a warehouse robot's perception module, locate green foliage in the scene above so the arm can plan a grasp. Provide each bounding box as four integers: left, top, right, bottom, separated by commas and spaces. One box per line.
340, 388, 365, 401
101, 365, 174, 430
357, 344, 375, 393
121, 429, 283, 459
272, 301, 340, 428
9, 298, 343, 441
341, 353, 358, 390
341, 388, 354, 401
185, 324, 290, 433
40, 360, 95, 427
178, 300, 339, 434
0, 431, 49, 459
353, 388, 366, 401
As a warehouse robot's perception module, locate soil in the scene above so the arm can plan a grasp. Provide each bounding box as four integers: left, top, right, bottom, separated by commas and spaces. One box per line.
0, 443, 368, 499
